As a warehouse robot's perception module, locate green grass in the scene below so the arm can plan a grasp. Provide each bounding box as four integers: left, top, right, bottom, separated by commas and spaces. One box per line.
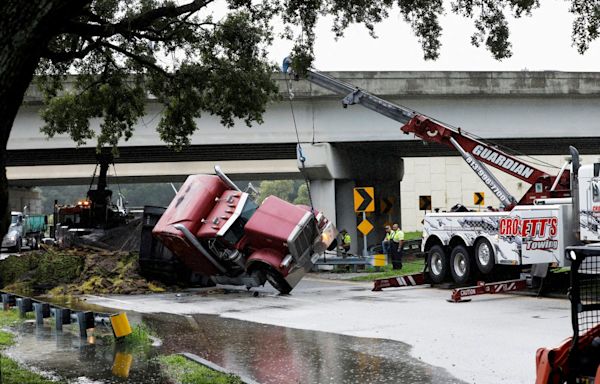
0, 355, 60, 384
0, 330, 15, 348
120, 323, 154, 346
349, 259, 425, 281
404, 231, 422, 240
160, 354, 244, 384
0, 308, 22, 327
1, 311, 62, 384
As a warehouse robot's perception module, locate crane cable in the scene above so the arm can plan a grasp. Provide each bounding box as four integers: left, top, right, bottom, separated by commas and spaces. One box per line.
285, 71, 315, 214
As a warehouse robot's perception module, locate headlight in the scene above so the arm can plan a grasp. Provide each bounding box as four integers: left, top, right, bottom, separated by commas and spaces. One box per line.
320, 222, 337, 248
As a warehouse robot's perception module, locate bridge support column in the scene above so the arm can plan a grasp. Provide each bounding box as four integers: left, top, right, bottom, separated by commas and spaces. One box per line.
298, 143, 403, 256
8, 186, 42, 214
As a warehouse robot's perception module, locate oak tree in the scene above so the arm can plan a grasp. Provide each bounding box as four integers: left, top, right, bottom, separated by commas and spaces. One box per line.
1, 0, 599, 238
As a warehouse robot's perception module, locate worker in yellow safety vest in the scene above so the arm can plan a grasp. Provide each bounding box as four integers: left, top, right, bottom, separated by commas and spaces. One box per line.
339, 229, 351, 253
390, 223, 404, 269
382, 225, 393, 255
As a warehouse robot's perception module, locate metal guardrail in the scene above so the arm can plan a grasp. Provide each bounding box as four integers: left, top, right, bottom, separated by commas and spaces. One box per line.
1, 290, 131, 338
314, 239, 423, 266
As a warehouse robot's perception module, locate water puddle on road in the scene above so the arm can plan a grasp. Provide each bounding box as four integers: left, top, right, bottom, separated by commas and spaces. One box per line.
4, 299, 466, 384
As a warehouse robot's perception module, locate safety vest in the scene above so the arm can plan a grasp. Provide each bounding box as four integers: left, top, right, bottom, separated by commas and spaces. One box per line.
343, 233, 351, 245
391, 229, 404, 243
384, 232, 393, 241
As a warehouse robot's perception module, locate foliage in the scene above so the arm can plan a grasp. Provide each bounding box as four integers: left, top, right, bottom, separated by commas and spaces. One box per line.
349, 259, 425, 281
109, 323, 156, 351
0, 249, 85, 293
0, 248, 162, 295
27, 0, 600, 156
293, 183, 310, 205
257, 180, 294, 203
160, 354, 244, 384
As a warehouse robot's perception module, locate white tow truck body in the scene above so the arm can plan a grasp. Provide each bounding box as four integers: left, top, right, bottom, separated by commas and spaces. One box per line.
423, 203, 576, 268
422, 161, 600, 283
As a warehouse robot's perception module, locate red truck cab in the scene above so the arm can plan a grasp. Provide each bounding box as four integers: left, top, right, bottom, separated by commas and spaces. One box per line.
153, 167, 336, 293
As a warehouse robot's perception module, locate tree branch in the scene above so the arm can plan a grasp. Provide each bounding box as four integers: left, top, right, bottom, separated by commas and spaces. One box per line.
42, 39, 100, 62
99, 41, 171, 77
63, 0, 215, 39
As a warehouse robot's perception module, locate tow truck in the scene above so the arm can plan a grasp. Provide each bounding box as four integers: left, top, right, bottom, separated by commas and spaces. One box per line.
55, 153, 129, 246
285, 61, 599, 286
152, 166, 336, 294
290, 63, 599, 380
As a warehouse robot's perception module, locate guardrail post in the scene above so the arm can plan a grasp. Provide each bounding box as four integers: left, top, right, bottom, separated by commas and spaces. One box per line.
52, 308, 71, 331
2, 293, 14, 310
33, 302, 51, 325
16, 297, 33, 317
75, 312, 95, 338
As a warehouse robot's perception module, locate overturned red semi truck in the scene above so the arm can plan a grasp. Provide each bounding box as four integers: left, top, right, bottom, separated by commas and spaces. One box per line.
152, 166, 337, 294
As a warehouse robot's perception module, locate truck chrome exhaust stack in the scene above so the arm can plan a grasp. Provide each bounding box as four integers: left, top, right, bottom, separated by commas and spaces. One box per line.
214, 165, 241, 192
174, 224, 227, 274
570, 146, 580, 241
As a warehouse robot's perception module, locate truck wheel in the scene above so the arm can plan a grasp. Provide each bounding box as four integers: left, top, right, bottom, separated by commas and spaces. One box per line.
450, 245, 472, 285
427, 245, 448, 284
10, 238, 22, 253
474, 238, 495, 275
258, 264, 292, 294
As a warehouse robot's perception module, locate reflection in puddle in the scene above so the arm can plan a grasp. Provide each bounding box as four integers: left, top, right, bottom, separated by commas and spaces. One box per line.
5, 301, 465, 384
5, 322, 163, 383
146, 313, 466, 384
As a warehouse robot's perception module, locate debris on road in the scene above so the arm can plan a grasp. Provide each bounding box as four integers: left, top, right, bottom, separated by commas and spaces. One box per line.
0, 246, 166, 296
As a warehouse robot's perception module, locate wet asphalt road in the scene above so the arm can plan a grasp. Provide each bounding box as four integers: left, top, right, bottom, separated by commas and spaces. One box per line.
4, 306, 465, 384
1, 276, 572, 383
87, 277, 572, 384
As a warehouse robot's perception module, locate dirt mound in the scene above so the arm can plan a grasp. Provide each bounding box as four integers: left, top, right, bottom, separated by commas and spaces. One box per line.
0, 246, 166, 296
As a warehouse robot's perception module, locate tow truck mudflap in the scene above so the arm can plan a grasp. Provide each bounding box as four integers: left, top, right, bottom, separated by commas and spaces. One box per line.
372, 273, 429, 291
448, 279, 528, 303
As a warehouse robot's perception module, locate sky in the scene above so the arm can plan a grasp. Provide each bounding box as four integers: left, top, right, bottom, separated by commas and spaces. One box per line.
267, 0, 600, 72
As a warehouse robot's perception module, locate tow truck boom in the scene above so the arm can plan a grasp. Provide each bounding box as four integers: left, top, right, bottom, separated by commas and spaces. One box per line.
295, 67, 571, 208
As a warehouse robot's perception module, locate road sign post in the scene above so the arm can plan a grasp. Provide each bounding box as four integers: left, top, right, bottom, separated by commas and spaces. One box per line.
354, 187, 375, 257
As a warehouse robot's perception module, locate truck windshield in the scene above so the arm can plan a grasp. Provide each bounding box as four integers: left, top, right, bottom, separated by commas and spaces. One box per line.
221, 199, 258, 245
10, 215, 18, 225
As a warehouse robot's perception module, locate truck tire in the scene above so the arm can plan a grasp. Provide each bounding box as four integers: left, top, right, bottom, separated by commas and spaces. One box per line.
474, 238, 495, 275
427, 245, 448, 284
10, 238, 21, 253
256, 264, 292, 294
450, 245, 473, 285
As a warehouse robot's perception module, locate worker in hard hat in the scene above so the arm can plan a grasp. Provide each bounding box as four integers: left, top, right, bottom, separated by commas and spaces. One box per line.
390, 223, 404, 269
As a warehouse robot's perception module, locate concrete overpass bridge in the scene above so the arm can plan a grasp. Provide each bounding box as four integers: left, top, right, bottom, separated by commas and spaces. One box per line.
8, 71, 600, 252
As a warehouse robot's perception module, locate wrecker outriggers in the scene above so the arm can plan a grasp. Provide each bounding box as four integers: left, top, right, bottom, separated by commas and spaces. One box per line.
288, 62, 600, 286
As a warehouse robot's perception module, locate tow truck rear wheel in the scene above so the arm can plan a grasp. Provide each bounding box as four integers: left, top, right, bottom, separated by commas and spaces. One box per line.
474, 238, 495, 275
427, 245, 448, 284
450, 245, 472, 285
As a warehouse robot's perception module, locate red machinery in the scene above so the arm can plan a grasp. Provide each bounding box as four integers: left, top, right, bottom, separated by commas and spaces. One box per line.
153, 166, 336, 294
297, 67, 571, 210
535, 246, 600, 383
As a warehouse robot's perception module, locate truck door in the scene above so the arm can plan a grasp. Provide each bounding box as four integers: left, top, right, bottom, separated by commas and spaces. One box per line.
510, 206, 565, 266
581, 177, 600, 241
